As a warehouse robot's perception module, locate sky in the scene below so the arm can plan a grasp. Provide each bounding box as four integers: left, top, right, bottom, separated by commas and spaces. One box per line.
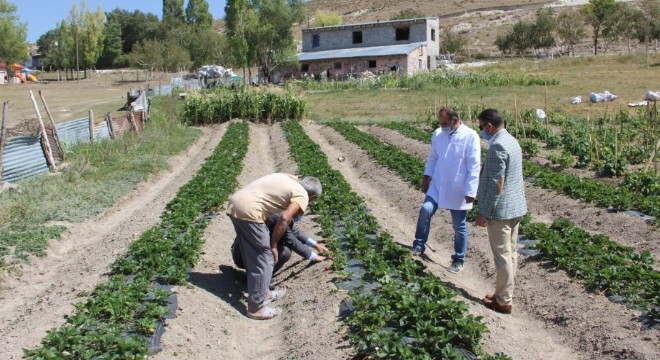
14, 1, 228, 43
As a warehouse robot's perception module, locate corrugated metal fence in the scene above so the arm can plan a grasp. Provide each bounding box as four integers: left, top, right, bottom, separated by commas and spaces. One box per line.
1, 91, 150, 183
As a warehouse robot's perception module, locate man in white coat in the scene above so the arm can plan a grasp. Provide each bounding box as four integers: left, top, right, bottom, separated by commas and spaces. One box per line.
411, 107, 481, 273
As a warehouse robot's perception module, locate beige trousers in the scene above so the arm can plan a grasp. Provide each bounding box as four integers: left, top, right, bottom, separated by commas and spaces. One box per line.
486, 217, 522, 306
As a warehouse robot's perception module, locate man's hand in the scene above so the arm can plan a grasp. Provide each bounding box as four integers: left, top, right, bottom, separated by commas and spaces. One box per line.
464, 195, 475, 203
313, 255, 326, 263
315, 243, 329, 254
476, 214, 488, 227
271, 247, 279, 265
420, 176, 431, 194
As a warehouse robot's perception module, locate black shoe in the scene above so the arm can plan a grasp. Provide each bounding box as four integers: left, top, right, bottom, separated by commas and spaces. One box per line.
447, 259, 464, 273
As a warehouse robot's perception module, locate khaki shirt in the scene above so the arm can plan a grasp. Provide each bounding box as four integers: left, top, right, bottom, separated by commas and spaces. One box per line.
226, 173, 309, 223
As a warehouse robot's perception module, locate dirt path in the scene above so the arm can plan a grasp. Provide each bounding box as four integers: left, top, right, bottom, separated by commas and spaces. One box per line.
155, 123, 351, 359
0, 124, 229, 359
307, 123, 659, 359
363, 125, 660, 259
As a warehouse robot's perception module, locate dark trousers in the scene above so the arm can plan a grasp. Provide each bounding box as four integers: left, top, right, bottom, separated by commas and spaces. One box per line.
232, 238, 292, 274
229, 216, 274, 312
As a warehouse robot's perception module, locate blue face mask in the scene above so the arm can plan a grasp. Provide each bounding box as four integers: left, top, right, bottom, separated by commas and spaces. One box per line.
480, 130, 492, 141
293, 215, 304, 223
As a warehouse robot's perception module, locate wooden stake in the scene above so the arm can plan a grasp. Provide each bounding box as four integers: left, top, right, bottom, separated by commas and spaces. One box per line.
129, 109, 139, 134
468, 102, 472, 122
106, 112, 115, 138
0, 102, 8, 181
38, 90, 64, 160
29, 91, 57, 172
89, 110, 95, 143
614, 128, 619, 177
514, 94, 518, 130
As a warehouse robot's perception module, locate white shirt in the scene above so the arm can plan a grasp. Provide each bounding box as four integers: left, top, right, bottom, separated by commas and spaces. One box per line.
424, 123, 481, 210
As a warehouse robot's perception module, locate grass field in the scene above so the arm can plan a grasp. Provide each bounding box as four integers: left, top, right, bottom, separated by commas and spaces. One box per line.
301, 54, 660, 123
0, 70, 180, 131
0, 96, 201, 269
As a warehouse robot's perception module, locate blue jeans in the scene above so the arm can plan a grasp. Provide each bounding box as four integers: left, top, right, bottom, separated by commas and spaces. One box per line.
413, 195, 468, 262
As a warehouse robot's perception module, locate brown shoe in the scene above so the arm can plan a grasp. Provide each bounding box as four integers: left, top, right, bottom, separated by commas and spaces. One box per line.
484, 294, 495, 301
483, 299, 512, 314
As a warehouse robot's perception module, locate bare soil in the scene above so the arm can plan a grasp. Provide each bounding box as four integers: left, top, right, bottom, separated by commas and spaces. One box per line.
154, 122, 351, 360
0, 124, 229, 358
363, 125, 660, 259
311, 123, 659, 359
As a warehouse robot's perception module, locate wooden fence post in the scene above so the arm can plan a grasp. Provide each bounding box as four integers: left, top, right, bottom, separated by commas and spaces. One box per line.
129, 108, 139, 134
106, 112, 115, 138
0, 102, 8, 182
38, 90, 64, 160
89, 110, 95, 143
29, 91, 57, 172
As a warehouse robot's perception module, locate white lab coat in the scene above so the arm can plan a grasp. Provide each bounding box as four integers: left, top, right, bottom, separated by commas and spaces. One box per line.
424, 124, 481, 210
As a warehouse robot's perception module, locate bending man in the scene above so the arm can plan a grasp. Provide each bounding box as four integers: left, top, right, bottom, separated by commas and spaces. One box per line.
231, 213, 329, 274
226, 173, 322, 320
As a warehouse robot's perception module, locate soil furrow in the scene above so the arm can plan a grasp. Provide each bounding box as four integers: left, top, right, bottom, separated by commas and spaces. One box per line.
0, 124, 229, 359
308, 123, 659, 359
156, 122, 350, 359
362, 124, 660, 259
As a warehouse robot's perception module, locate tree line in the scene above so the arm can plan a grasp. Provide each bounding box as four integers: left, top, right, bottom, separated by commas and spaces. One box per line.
29, 0, 306, 83
495, 0, 660, 57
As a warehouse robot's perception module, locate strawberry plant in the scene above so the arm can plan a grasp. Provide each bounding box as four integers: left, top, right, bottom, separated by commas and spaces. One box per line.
26, 122, 249, 359
382, 122, 658, 221
521, 218, 660, 315
329, 122, 425, 189
282, 121, 506, 359
337, 120, 659, 326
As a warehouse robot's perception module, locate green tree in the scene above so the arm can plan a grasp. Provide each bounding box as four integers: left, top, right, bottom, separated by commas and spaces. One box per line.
496, 21, 535, 57
253, 0, 306, 83
106, 9, 160, 55
390, 8, 425, 20
225, 0, 258, 82
163, 0, 185, 29
637, 0, 660, 51
98, 15, 125, 68
128, 38, 191, 72
604, 3, 645, 53
36, 29, 58, 59
556, 9, 586, 56
187, 28, 230, 68
495, 32, 512, 54
60, 1, 106, 70
581, 0, 617, 55
531, 8, 556, 53
311, 9, 341, 27
185, 0, 213, 31
0, 0, 28, 64
439, 26, 467, 55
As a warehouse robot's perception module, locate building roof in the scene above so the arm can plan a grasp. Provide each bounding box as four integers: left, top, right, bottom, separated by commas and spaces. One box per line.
298, 42, 426, 62
303, 17, 438, 32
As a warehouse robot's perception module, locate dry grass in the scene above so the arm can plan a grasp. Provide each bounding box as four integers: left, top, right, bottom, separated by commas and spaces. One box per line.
0, 70, 180, 130
303, 54, 660, 122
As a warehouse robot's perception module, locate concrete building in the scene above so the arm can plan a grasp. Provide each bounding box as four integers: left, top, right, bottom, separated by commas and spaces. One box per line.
297, 17, 440, 78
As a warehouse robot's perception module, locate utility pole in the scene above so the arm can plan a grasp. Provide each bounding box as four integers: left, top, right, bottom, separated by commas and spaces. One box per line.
75, 23, 80, 81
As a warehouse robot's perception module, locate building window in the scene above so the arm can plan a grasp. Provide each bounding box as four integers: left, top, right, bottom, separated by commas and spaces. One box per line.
395, 27, 410, 41
353, 31, 363, 44
301, 63, 309, 72
312, 34, 320, 48
431, 29, 436, 41
368, 60, 377, 68
334, 62, 342, 70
